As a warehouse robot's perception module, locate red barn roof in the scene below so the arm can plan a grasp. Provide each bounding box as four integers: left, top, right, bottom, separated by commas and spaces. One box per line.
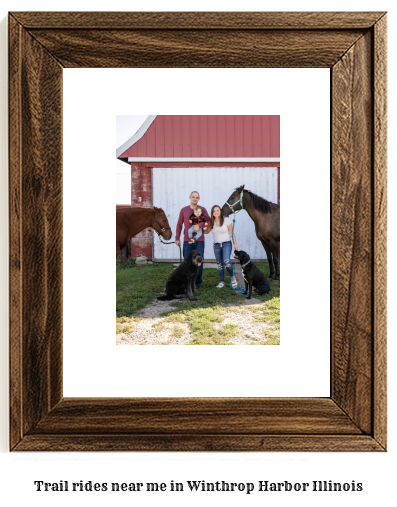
117, 115, 280, 163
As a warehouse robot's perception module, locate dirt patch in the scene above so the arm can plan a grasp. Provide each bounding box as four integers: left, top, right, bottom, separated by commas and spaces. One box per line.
116, 295, 270, 345
116, 260, 278, 345
117, 299, 192, 345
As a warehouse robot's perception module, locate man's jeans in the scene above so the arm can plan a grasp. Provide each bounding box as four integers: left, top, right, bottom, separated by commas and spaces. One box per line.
183, 240, 205, 285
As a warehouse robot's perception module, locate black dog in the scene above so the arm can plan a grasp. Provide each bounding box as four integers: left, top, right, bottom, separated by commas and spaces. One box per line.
157, 250, 203, 301
234, 250, 270, 299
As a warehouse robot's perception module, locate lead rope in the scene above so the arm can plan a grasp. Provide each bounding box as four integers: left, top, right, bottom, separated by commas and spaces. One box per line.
229, 215, 249, 298
156, 233, 182, 264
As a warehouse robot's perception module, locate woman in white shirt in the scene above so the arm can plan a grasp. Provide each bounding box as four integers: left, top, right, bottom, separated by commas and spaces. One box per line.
204, 205, 238, 289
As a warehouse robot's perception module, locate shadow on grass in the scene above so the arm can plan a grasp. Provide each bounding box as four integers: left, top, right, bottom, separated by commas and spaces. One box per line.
163, 261, 279, 311
116, 261, 280, 345
116, 262, 174, 318
116, 261, 279, 316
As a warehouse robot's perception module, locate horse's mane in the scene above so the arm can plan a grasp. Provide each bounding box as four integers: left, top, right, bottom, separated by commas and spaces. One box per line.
236, 187, 275, 214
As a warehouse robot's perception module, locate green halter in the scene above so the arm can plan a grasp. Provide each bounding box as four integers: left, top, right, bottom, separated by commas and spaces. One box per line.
226, 190, 244, 214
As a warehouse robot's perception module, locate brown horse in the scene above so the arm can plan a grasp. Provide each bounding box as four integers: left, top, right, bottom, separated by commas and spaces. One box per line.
116, 207, 172, 258
221, 185, 280, 281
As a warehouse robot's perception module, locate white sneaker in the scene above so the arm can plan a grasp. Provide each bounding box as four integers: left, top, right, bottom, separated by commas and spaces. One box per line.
216, 282, 225, 288
231, 277, 238, 288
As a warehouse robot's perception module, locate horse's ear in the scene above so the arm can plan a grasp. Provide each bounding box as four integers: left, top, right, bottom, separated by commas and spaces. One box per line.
153, 206, 159, 212
237, 184, 245, 192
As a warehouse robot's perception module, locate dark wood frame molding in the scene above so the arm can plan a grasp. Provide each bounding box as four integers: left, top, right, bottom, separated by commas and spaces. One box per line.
9, 12, 387, 451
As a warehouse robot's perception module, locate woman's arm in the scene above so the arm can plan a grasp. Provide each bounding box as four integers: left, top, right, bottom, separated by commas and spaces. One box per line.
227, 223, 238, 250
204, 222, 212, 234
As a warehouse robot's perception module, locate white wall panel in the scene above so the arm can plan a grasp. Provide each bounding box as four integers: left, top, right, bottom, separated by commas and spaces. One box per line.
152, 167, 278, 260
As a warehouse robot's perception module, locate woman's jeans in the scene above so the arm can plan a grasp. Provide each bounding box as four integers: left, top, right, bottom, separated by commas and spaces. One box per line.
213, 241, 234, 282
188, 225, 203, 240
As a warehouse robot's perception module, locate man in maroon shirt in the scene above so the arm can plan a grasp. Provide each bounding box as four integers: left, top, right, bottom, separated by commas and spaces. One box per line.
175, 191, 209, 288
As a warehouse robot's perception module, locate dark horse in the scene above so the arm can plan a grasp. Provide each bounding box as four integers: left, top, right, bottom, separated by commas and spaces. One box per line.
116, 207, 172, 258
221, 185, 280, 281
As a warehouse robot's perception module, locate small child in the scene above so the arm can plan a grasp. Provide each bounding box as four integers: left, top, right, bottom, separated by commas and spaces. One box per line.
188, 207, 209, 244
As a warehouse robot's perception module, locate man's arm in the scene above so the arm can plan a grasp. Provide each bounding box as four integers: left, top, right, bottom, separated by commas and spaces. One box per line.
175, 208, 184, 245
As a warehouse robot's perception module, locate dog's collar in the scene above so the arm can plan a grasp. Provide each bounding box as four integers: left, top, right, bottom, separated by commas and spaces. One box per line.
242, 260, 252, 268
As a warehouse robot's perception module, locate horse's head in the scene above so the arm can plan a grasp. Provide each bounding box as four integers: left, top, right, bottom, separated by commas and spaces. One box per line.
221, 185, 245, 216
152, 207, 172, 241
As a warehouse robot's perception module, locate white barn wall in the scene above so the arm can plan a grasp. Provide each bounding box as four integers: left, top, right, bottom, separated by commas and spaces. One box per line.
152, 166, 278, 261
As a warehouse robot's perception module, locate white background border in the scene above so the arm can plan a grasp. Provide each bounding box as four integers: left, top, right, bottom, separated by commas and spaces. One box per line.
63, 68, 330, 397
0, 2, 395, 506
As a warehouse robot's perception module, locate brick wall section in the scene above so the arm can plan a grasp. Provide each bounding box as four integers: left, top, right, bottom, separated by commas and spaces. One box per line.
130, 163, 153, 259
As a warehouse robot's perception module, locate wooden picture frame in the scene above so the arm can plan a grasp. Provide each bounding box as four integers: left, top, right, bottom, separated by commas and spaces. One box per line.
9, 11, 387, 451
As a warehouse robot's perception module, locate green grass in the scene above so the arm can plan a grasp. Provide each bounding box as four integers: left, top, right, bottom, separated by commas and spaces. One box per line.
116, 316, 132, 323
152, 321, 166, 332
161, 261, 280, 344
116, 262, 174, 317
263, 329, 280, 345
163, 306, 230, 344
116, 323, 133, 334
172, 326, 185, 339
187, 321, 238, 345
179, 307, 223, 342
252, 297, 280, 326
117, 258, 136, 269
159, 261, 279, 310
252, 292, 280, 344
116, 260, 280, 344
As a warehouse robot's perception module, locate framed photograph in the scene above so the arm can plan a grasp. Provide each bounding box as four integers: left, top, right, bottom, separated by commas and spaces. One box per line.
115, 115, 280, 345
9, 11, 387, 451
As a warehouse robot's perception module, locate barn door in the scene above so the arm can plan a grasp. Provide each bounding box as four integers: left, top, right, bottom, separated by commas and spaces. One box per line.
152, 166, 278, 261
